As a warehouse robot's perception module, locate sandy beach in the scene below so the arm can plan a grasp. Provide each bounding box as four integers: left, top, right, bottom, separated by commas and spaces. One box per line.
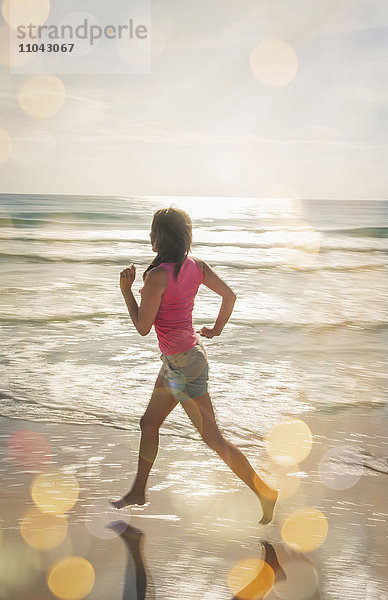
1, 408, 387, 600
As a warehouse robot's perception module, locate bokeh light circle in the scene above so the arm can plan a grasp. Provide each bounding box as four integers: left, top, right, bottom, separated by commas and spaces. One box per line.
47, 556, 95, 600
0, 127, 12, 164
20, 508, 67, 550
2, 0, 50, 29
260, 460, 301, 500
250, 39, 298, 86
281, 507, 328, 552
227, 558, 275, 599
164, 369, 186, 393
31, 470, 79, 514
264, 418, 313, 466
84, 498, 128, 540
58, 13, 100, 57
8, 428, 52, 471
318, 445, 364, 490
274, 559, 318, 600
18, 75, 66, 119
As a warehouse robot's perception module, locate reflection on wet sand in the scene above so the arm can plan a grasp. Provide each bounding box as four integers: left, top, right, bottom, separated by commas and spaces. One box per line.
107, 521, 154, 600
108, 520, 321, 600
229, 540, 321, 600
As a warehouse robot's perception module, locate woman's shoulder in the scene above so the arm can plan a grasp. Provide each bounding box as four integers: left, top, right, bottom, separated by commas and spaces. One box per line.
143, 265, 169, 287
190, 256, 204, 274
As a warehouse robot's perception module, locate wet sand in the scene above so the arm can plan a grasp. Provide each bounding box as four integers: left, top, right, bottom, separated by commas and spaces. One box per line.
0, 411, 387, 600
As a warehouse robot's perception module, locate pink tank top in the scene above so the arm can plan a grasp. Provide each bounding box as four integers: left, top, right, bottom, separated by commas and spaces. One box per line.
153, 257, 203, 355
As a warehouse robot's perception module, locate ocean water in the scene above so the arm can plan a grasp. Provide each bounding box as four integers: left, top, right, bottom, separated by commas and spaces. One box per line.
0, 194, 387, 448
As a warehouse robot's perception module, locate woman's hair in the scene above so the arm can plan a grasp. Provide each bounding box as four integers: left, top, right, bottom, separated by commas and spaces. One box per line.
143, 207, 192, 280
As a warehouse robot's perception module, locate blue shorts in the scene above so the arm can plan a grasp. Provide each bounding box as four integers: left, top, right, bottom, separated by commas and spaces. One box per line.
159, 341, 209, 401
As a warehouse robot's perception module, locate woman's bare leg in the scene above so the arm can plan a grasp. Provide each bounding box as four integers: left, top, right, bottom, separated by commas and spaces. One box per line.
181, 393, 278, 524
111, 375, 178, 508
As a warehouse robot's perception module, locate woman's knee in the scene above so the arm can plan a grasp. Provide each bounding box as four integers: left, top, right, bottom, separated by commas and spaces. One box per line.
201, 427, 225, 453
140, 413, 161, 432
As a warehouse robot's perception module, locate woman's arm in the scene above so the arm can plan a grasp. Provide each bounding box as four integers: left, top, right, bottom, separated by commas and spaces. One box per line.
198, 260, 237, 338
120, 265, 167, 336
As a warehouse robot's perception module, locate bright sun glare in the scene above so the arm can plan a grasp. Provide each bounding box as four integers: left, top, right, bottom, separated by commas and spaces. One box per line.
149, 196, 301, 222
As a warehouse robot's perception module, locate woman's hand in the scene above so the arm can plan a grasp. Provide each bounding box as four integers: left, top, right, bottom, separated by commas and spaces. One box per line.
120, 264, 136, 293
199, 326, 221, 339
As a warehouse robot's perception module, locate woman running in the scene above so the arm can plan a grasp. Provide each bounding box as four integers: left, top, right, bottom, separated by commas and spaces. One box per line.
111, 207, 278, 524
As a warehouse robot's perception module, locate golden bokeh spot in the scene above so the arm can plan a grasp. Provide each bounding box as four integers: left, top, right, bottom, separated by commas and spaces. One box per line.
281, 507, 328, 553
2, 0, 50, 29
47, 556, 95, 600
250, 39, 298, 87
18, 75, 66, 119
8, 428, 52, 472
20, 508, 67, 550
258, 460, 301, 500
264, 418, 313, 466
31, 470, 79, 515
0, 127, 12, 164
227, 558, 274, 599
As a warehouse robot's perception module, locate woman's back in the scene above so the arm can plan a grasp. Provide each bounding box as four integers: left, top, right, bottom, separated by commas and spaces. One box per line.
154, 256, 203, 355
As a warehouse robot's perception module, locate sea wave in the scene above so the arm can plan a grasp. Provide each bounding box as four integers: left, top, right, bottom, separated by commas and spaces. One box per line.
0, 311, 386, 330
0, 213, 143, 226
0, 251, 385, 272
325, 226, 388, 238
0, 235, 386, 254
0, 235, 148, 244
0, 390, 135, 431
0, 311, 117, 324
2, 212, 387, 237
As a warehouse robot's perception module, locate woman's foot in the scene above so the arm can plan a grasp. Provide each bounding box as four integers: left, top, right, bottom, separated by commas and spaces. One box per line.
106, 521, 144, 543
110, 491, 147, 509
258, 488, 278, 525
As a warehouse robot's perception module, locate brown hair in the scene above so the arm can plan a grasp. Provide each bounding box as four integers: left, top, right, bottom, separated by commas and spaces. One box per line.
143, 207, 192, 280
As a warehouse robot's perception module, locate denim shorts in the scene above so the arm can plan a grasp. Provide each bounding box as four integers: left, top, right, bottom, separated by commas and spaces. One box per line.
159, 341, 209, 401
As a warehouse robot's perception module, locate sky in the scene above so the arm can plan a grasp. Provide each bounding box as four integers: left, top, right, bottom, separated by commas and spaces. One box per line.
0, 0, 387, 200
